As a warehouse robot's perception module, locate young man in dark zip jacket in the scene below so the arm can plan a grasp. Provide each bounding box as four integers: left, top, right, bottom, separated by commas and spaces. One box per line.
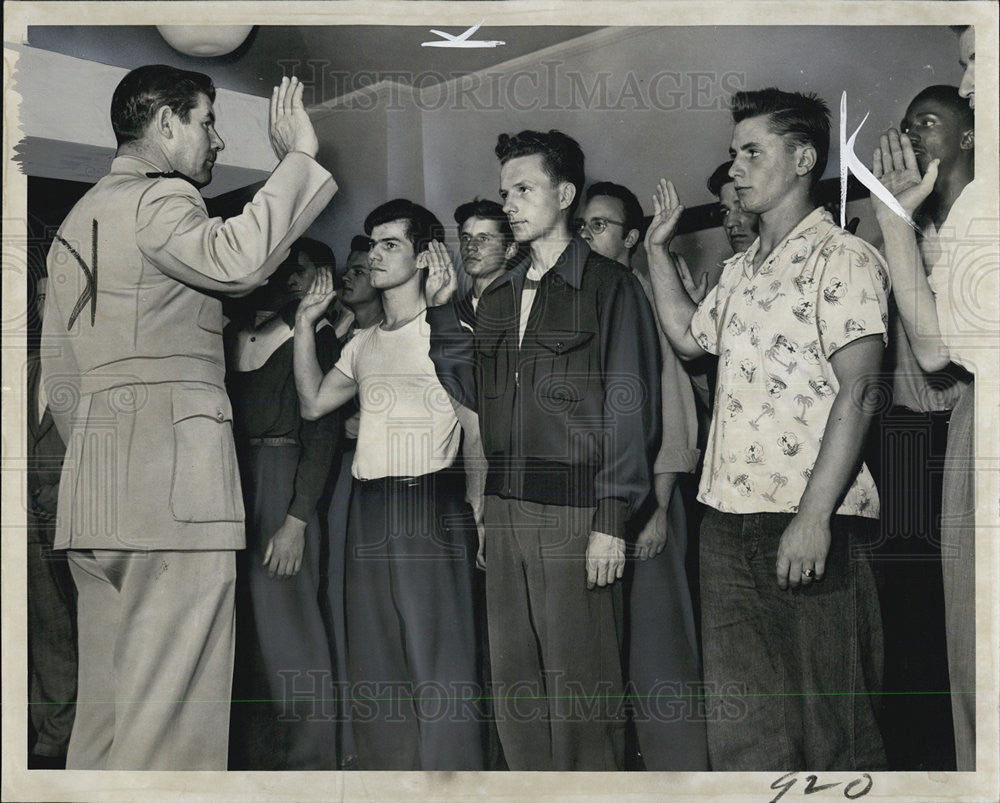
422, 129, 660, 770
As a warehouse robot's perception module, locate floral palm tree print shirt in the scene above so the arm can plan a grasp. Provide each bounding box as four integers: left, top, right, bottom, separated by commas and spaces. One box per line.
690, 207, 888, 518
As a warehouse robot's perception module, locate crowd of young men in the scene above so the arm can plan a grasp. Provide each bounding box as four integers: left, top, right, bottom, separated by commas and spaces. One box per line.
32, 23, 983, 773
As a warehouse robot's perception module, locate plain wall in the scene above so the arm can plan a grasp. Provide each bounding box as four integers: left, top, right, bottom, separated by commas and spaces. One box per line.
305, 25, 963, 260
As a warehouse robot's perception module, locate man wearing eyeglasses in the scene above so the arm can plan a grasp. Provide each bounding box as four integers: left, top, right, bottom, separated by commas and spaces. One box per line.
577, 181, 707, 770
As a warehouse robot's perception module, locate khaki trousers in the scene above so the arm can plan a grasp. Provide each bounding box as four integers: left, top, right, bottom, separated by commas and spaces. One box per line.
66, 549, 236, 770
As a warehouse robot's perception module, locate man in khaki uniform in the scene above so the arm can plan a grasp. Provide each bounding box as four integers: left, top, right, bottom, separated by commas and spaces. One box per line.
41, 65, 337, 770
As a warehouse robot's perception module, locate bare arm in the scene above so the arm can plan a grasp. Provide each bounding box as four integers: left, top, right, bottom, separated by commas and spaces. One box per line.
644, 180, 707, 360
634, 471, 679, 561
293, 268, 358, 419
775, 334, 883, 589
872, 129, 950, 372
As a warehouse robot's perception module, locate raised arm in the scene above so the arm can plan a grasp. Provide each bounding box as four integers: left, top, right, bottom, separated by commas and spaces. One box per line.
644, 179, 707, 361
294, 267, 358, 419
871, 129, 950, 372
423, 240, 478, 411
137, 77, 336, 297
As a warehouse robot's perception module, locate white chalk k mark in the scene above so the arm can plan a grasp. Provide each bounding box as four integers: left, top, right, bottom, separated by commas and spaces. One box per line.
422, 21, 505, 48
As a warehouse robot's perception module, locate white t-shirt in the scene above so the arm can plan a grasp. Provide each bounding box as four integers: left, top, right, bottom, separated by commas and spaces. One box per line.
334, 313, 460, 480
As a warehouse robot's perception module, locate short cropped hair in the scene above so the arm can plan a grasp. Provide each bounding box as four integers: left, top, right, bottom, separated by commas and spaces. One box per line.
349, 234, 372, 255
290, 237, 336, 271
495, 129, 586, 216
731, 88, 831, 188
364, 199, 444, 255
454, 198, 514, 246
907, 84, 974, 130
707, 161, 736, 198
111, 64, 216, 147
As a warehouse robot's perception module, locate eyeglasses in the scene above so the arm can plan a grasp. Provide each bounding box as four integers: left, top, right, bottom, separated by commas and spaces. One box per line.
574, 217, 626, 236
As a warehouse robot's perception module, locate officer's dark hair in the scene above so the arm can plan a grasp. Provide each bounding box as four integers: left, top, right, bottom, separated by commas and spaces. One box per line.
731, 88, 831, 189
495, 129, 586, 217
707, 161, 736, 198
111, 64, 216, 147
906, 84, 974, 130
364, 199, 444, 255
453, 198, 514, 247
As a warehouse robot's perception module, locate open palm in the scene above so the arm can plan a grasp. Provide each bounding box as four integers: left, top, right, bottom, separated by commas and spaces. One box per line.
645, 178, 684, 251
871, 128, 938, 223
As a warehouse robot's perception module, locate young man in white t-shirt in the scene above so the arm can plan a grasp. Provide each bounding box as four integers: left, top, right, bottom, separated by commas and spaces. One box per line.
293, 199, 485, 770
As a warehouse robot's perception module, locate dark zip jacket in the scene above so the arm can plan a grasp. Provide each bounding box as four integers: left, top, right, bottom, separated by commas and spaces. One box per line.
426, 236, 661, 540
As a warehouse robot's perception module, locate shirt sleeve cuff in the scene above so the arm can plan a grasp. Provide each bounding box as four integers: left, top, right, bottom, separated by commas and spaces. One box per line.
592, 498, 629, 541
653, 447, 701, 474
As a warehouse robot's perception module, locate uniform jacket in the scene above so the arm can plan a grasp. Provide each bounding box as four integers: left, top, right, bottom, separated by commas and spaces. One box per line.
427, 236, 660, 540
41, 152, 337, 550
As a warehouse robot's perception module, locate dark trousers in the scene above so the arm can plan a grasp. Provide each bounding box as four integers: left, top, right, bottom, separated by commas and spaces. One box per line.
244, 445, 339, 770
346, 469, 484, 770
324, 445, 358, 766
27, 514, 77, 758
484, 496, 625, 771
700, 509, 887, 771
625, 485, 708, 770
865, 404, 955, 770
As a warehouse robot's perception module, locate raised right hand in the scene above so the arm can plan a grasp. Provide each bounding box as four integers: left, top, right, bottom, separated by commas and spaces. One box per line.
421, 240, 458, 307
296, 266, 336, 327
269, 76, 320, 161
871, 128, 938, 225
645, 179, 684, 252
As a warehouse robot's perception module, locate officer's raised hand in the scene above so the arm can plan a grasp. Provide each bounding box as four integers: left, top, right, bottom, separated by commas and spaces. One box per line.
269, 76, 319, 161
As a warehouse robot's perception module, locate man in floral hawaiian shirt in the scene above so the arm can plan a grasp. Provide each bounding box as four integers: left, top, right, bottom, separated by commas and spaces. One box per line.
644, 88, 888, 771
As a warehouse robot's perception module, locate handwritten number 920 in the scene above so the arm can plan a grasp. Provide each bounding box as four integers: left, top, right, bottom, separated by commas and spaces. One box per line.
769, 772, 873, 803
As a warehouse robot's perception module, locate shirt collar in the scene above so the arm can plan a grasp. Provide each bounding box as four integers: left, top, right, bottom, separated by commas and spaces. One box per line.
737, 206, 833, 278
488, 235, 590, 292
110, 154, 171, 175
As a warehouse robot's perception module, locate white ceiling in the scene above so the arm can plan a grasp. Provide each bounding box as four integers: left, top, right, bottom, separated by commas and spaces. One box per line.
26, 25, 603, 102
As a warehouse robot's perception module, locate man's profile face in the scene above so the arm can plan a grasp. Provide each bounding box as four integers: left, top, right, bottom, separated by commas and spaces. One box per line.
729, 115, 803, 215
576, 195, 633, 266
959, 27, 975, 109
459, 217, 511, 279
340, 251, 378, 308
901, 97, 972, 174
367, 219, 419, 291
718, 182, 759, 254
500, 153, 568, 244
168, 93, 225, 187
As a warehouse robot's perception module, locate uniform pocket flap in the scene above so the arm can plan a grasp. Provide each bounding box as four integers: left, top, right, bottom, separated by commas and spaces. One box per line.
171, 386, 233, 425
